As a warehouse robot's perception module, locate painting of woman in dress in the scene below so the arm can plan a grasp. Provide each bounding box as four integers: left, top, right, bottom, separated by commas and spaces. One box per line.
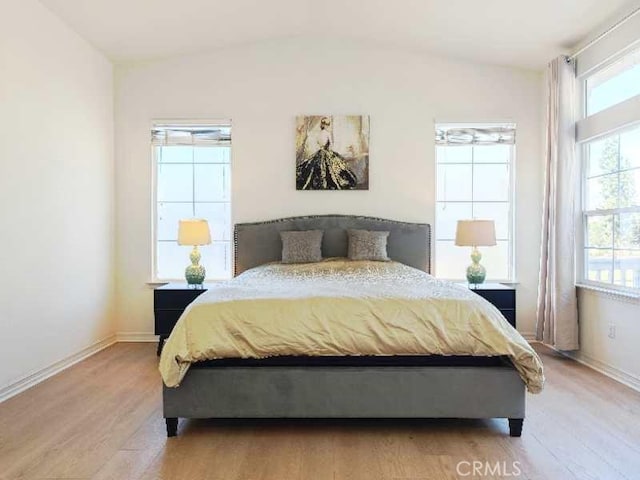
296, 115, 369, 190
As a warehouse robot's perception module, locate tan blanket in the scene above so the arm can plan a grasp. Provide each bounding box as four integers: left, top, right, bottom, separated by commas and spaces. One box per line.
159, 259, 544, 393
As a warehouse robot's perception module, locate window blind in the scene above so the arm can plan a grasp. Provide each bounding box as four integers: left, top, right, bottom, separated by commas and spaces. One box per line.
435, 125, 516, 146
152, 124, 231, 146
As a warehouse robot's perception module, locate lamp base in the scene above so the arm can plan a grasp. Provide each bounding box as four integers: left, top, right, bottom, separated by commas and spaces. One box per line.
185, 265, 206, 285
185, 245, 206, 286
466, 247, 486, 285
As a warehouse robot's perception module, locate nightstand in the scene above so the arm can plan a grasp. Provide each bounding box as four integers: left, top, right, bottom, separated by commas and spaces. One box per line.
459, 283, 516, 328
154, 283, 209, 355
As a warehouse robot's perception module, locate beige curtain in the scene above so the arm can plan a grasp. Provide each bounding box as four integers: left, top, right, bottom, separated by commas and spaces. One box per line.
536, 56, 579, 350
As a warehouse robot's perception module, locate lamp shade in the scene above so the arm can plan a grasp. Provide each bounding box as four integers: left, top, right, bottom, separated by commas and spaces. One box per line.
455, 220, 497, 247
177, 219, 211, 246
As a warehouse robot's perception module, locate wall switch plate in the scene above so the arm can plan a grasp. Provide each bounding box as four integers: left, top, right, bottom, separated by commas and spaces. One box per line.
608, 324, 616, 339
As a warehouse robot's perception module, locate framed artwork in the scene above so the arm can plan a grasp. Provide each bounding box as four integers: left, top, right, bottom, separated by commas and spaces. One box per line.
296, 115, 370, 190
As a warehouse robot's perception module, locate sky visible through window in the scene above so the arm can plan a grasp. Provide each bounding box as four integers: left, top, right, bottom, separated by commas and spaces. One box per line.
586, 47, 640, 115
155, 145, 232, 280
435, 142, 513, 281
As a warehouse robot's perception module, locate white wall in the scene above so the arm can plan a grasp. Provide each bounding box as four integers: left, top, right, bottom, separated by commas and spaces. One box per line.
574, 290, 640, 389
0, 0, 114, 393
115, 38, 544, 337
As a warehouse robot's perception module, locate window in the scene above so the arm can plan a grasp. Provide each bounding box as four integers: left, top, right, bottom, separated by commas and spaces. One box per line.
434, 124, 515, 280
586, 46, 640, 116
578, 39, 640, 292
582, 125, 640, 289
152, 123, 232, 281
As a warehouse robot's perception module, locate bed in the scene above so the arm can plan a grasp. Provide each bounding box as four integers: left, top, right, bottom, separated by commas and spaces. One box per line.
160, 215, 543, 437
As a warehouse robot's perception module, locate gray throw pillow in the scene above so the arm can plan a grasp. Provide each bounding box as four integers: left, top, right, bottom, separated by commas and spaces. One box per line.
348, 229, 390, 261
280, 230, 323, 264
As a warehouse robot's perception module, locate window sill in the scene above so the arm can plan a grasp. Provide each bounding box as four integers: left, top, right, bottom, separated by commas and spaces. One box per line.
146, 279, 228, 288
576, 283, 640, 301
438, 278, 519, 285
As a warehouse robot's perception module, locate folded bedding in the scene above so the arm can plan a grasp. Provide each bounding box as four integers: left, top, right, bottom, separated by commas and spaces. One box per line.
159, 258, 544, 392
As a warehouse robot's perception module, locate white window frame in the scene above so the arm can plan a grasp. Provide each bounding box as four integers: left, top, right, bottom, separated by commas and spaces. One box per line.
576, 46, 640, 295
434, 122, 517, 283
150, 119, 232, 283
578, 126, 640, 294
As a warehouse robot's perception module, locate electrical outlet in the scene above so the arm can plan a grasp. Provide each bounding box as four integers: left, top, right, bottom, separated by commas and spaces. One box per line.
608, 324, 616, 339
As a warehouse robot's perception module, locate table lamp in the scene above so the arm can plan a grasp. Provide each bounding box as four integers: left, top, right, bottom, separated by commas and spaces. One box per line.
455, 219, 497, 286
178, 219, 211, 287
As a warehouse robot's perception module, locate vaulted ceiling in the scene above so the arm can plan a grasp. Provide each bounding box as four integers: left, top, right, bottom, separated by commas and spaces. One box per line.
39, 0, 635, 69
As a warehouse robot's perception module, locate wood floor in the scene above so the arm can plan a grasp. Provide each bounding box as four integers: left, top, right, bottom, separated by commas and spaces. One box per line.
1, 344, 639, 480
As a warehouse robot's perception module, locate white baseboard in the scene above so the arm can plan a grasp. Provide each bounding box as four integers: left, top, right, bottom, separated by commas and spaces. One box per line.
0, 334, 117, 403
531, 338, 639, 392
564, 351, 640, 393
116, 332, 158, 342
520, 331, 537, 342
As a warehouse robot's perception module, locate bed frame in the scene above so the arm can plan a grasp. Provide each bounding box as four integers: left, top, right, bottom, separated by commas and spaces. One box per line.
163, 215, 525, 437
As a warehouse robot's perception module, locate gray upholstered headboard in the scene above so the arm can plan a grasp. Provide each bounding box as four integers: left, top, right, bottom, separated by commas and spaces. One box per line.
234, 215, 431, 276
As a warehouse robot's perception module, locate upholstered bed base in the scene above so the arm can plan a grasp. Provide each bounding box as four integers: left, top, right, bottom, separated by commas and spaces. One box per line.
164, 365, 525, 436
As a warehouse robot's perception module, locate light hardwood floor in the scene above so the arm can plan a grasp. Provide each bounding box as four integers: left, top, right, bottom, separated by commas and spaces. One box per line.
1, 343, 639, 479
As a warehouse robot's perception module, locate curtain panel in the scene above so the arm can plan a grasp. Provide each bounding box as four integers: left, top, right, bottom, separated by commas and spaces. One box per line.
536, 56, 580, 350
